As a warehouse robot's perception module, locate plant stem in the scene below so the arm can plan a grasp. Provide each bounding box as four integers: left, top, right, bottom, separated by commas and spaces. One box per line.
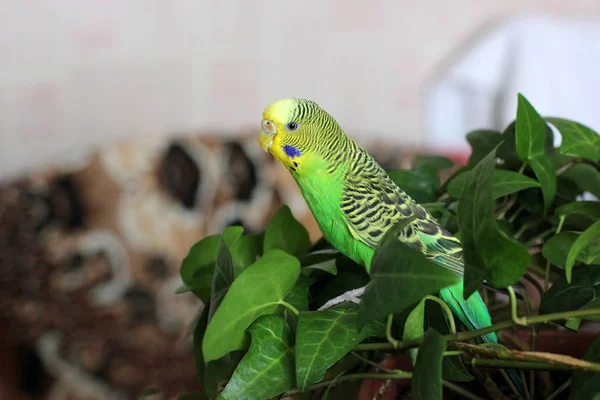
471, 358, 585, 371
524, 227, 556, 247
509, 205, 526, 224
508, 286, 527, 326
350, 352, 397, 373
499, 369, 525, 400
523, 272, 544, 299
442, 380, 487, 400
423, 295, 457, 334
385, 314, 400, 348
496, 194, 518, 219
556, 157, 600, 175
518, 161, 529, 174
279, 301, 299, 316
355, 307, 600, 353
545, 216, 565, 291
546, 378, 571, 400
282, 372, 411, 396
452, 341, 600, 372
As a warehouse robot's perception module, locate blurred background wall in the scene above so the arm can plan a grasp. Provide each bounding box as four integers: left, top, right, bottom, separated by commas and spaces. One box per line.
2, 0, 600, 180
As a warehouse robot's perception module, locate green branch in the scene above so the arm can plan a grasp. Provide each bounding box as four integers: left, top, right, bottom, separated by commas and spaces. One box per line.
279, 301, 299, 316
355, 307, 600, 354
471, 358, 590, 371
556, 157, 600, 175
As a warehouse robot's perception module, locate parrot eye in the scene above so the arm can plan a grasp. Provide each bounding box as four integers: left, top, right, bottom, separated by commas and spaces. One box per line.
286, 122, 299, 131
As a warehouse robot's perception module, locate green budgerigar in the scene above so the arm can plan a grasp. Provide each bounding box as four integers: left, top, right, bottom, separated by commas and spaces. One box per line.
258, 97, 524, 393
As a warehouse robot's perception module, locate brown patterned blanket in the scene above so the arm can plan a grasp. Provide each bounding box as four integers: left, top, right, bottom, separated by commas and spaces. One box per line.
0, 134, 427, 400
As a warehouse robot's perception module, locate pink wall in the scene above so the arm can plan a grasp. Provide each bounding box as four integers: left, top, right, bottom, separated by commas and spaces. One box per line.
1, 0, 599, 179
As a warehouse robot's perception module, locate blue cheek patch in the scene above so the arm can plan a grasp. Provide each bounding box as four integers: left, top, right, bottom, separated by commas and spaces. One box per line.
283, 145, 302, 158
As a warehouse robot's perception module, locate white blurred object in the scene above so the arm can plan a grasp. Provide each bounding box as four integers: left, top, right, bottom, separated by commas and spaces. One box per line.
424, 15, 600, 155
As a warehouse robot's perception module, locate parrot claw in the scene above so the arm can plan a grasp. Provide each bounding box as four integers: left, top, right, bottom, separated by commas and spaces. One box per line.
318, 286, 366, 311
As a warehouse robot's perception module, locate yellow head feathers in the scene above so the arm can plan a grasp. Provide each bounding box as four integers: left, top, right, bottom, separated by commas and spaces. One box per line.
258, 98, 344, 174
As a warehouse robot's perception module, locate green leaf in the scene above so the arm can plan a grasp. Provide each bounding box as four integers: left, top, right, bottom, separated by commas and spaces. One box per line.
514, 93, 557, 211
411, 155, 454, 171
295, 303, 385, 390
357, 220, 460, 327
388, 166, 440, 203
543, 231, 600, 269
563, 164, 600, 199
546, 117, 600, 160
264, 205, 311, 257
497, 123, 524, 169
531, 155, 558, 212
492, 170, 541, 198
193, 302, 211, 384
204, 352, 244, 399
539, 266, 600, 316
180, 234, 222, 301
515, 93, 549, 161
219, 316, 295, 400
202, 250, 301, 362
403, 299, 473, 382
447, 169, 540, 200
557, 201, 600, 227
466, 130, 503, 166
566, 220, 600, 282
403, 299, 426, 354
412, 329, 446, 400
208, 227, 244, 321
284, 275, 312, 313
457, 147, 530, 293
569, 333, 600, 399
229, 233, 263, 277
300, 250, 338, 275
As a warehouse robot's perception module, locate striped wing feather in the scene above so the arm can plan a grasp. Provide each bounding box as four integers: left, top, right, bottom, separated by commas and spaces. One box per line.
341, 150, 464, 277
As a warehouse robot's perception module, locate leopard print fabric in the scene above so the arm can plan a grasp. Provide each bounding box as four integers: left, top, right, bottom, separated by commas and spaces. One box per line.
0, 134, 418, 400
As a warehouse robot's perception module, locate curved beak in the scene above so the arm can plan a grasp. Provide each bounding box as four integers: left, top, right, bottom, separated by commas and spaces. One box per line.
259, 119, 276, 152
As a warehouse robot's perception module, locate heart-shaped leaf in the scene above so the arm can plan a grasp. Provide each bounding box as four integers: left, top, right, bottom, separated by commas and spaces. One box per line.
295, 303, 385, 390
219, 316, 295, 399
264, 205, 311, 257
357, 220, 461, 327
546, 117, 600, 160
202, 250, 301, 362
412, 329, 446, 400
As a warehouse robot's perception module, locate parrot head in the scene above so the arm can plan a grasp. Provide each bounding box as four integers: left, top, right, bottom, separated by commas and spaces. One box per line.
259, 98, 343, 173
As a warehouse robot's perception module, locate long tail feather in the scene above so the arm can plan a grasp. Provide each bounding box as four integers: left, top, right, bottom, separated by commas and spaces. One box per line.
440, 282, 529, 398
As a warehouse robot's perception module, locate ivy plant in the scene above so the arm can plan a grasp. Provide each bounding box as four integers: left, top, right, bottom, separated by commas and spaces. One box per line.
159, 93, 600, 400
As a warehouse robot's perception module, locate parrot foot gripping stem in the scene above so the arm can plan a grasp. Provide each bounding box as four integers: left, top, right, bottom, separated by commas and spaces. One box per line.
318, 286, 366, 311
